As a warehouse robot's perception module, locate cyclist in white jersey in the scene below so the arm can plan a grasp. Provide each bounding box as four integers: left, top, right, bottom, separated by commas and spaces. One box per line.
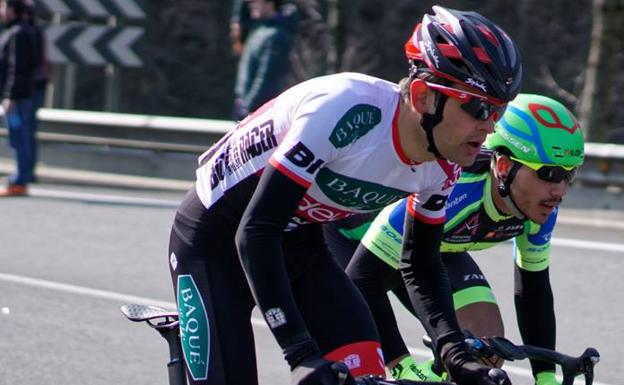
167, 6, 521, 385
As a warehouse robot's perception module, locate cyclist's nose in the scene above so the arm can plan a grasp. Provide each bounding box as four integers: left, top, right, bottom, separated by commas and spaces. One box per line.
478, 118, 496, 134
551, 180, 568, 198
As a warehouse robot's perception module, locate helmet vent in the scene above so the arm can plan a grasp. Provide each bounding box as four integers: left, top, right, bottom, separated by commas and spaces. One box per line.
450, 59, 468, 72
405, 6, 522, 101
476, 24, 500, 47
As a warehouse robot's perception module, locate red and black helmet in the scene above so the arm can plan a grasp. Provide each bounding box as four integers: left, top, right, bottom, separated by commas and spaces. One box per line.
405, 6, 522, 103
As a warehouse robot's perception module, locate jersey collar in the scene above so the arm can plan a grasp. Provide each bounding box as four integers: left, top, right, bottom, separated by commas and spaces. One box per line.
484, 173, 513, 222
392, 100, 421, 166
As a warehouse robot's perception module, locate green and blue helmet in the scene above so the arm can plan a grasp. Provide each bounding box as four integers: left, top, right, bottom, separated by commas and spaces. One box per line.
485, 94, 584, 219
486, 93, 584, 168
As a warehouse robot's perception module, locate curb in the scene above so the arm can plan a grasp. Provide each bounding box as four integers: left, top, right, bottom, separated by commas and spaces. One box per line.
0, 160, 193, 192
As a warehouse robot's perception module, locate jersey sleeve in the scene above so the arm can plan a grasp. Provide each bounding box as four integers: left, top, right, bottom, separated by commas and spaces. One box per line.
269, 90, 381, 187
406, 160, 460, 225
399, 161, 465, 350
235, 163, 318, 363
514, 207, 558, 272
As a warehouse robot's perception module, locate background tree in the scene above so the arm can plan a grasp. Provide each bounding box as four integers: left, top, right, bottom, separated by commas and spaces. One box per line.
577, 0, 624, 142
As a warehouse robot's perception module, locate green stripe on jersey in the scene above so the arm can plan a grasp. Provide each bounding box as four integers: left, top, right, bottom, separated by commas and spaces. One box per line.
453, 286, 497, 310
457, 172, 488, 184
483, 176, 512, 222
338, 222, 373, 240
361, 201, 403, 268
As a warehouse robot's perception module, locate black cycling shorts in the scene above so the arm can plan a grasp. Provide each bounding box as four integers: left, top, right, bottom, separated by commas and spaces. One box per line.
168, 188, 381, 385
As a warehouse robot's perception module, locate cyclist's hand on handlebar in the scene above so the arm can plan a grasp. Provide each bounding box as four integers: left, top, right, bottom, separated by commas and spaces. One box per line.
291, 355, 355, 385
442, 341, 511, 385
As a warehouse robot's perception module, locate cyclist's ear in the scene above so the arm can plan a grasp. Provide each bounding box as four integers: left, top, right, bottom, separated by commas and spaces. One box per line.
409, 79, 430, 113
495, 154, 512, 178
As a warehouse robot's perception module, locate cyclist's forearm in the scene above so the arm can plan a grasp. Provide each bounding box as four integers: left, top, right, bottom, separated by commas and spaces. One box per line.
235, 164, 312, 362
347, 247, 411, 363
514, 265, 556, 374
400, 213, 463, 352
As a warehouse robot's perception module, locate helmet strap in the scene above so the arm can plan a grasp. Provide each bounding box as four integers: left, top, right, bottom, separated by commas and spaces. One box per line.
494, 158, 526, 219
420, 92, 448, 159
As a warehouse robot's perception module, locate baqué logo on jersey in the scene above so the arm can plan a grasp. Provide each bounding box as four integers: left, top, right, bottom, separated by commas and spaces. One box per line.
316, 168, 409, 211
329, 104, 382, 148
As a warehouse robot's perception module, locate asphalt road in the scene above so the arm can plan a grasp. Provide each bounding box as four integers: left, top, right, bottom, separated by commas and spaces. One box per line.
0, 183, 622, 385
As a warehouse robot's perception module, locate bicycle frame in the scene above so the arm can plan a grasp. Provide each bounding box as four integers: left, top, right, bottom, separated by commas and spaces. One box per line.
121, 304, 188, 385
121, 303, 600, 385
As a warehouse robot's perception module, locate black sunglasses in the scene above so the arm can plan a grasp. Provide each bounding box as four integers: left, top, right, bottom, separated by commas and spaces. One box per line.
425, 82, 507, 122
535, 166, 577, 184
511, 156, 577, 184
460, 97, 508, 122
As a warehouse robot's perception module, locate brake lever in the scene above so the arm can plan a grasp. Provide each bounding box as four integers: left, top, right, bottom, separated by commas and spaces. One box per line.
561, 347, 600, 385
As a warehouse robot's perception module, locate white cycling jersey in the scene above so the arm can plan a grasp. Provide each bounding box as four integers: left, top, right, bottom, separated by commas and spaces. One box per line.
195, 72, 460, 229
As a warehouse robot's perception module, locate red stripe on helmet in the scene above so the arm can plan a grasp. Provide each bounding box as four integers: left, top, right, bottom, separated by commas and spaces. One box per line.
437, 44, 492, 63
476, 24, 501, 47
404, 24, 423, 60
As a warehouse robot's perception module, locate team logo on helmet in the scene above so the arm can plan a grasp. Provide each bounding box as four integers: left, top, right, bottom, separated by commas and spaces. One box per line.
466, 78, 487, 92
424, 41, 440, 67
528, 103, 580, 134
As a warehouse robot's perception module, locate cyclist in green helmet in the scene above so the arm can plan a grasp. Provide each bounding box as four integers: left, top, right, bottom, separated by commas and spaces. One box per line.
324, 93, 584, 385
485, 93, 583, 222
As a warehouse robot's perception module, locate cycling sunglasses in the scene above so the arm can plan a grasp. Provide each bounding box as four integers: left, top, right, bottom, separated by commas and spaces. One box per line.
510, 156, 577, 184
424, 82, 507, 122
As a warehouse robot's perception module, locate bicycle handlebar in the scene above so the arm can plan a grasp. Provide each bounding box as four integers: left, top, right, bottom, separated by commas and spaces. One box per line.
466, 336, 600, 385
516, 345, 599, 385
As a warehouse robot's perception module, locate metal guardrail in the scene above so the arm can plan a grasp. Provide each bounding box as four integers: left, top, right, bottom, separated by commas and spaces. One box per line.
0, 109, 234, 180
0, 108, 623, 187
36, 108, 233, 150
577, 143, 624, 187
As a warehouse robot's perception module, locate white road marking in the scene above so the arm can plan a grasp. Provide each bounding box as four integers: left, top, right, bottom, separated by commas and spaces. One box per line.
0, 272, 613, 385
551, 237, 624, 253
29, 187, 180, 208
26, 188, 624, 254
25, 185, 624, 228
557, 215, 624, 230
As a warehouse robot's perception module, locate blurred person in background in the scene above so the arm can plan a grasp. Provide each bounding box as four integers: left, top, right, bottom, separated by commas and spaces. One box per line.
229, 0, 251, 56
232, 0, 298, 120
0, 0, 37, 197
24, 0, 48, 182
